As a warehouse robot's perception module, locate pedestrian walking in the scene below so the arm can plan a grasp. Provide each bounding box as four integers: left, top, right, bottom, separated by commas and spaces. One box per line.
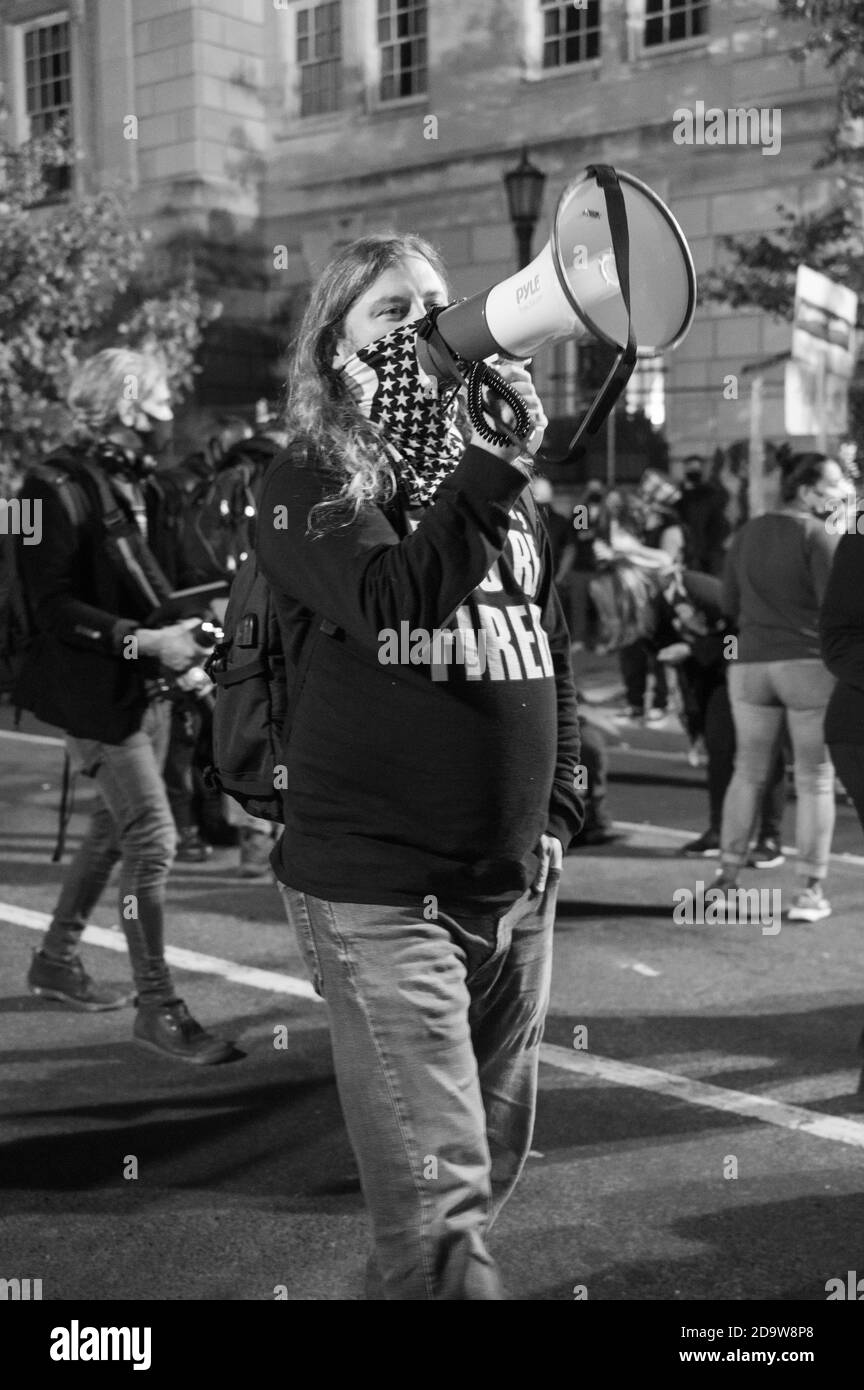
257, 233, 584, 1299
15, 349, 236, 1063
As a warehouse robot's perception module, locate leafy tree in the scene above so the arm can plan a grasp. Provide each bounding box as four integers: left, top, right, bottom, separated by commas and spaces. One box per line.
0, 129, 220, 477
699, 2, 864, 448
702, 1, 864, 324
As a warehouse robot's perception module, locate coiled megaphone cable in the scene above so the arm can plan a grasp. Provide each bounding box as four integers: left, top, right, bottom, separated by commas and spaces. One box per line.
464, 361, 533, 450
418, 308, 534, 451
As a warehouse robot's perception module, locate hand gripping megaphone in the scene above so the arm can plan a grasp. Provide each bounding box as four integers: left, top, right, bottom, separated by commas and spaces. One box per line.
415, 164, 696, 456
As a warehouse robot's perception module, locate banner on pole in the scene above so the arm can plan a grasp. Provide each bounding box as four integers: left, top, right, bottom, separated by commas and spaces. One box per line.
784, 359, 849, 436
791, 266, 858, 379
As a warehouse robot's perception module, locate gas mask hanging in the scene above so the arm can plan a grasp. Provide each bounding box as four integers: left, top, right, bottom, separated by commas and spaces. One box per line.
338, 321, 466, 506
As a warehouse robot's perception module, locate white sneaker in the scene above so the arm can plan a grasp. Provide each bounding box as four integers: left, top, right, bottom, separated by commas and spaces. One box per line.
786, 886, 832, 922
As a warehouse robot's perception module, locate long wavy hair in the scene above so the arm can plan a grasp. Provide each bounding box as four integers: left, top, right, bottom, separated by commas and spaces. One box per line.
285, 233, 469, 533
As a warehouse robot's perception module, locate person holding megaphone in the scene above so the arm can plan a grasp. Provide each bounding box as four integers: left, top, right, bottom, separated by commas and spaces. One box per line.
257, 230, 584, 1301
257, 166, 695, 1300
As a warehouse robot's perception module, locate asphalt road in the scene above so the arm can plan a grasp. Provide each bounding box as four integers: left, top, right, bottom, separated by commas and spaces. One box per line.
2, 694, 864, 1312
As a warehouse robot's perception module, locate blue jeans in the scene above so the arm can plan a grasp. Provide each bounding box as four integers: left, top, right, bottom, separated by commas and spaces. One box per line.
43, 699, 178, 1003
278, 878, 559, 1300
721, 660, 836, 880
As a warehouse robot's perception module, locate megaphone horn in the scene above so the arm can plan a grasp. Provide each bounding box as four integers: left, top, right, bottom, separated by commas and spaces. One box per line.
416, 164, 696, 454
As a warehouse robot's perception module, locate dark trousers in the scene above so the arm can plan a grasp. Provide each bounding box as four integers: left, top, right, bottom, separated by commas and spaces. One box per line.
576, 720, 611, 833
620, 638, 668, 713
163, 696, 205, 834
829, 744, 864, 838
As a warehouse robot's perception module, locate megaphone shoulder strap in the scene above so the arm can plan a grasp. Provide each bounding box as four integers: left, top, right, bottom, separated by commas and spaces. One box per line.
566, 164, 637, 451
539, 164, 638, 464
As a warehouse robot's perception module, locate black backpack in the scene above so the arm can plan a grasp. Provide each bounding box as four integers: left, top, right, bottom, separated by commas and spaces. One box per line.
146, 455, 260, 589
0, 453, 111, 696
204, 554, 287, 822
204, 550, 335, 823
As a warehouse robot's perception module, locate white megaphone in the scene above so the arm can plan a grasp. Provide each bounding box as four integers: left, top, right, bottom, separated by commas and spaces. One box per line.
415, 163, 696, 454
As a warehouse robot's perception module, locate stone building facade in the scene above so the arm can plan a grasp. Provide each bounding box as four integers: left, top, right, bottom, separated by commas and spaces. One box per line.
0, 0, 844, 466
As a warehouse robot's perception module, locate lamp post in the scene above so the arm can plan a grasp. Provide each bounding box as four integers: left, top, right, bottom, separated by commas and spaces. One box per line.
503, 146, 546, 270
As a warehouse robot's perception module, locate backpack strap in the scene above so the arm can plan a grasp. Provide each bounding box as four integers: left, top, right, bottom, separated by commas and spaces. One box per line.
50, 452, 175, 615
26, 454, 91, 529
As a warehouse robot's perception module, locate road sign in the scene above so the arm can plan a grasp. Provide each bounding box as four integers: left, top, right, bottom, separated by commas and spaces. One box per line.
792, 266, 857, 379
784, 358, 848, 443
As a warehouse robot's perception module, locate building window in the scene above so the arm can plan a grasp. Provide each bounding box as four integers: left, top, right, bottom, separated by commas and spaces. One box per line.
540, 0, 601, 68
643, 0, 709, 48
377, 0, 427, 103
23, 16, 72, 194
296, 2, 342, 117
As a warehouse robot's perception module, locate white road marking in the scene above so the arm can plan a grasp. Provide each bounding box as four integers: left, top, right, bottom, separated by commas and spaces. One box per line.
613, 820, 864, 871
3, 885, 864, 1150
608, 745, 694, 764
0, 901, 320, 1002
0, 729, 65, 747
621, 961, 661, 977
539, 1044, 864, 1151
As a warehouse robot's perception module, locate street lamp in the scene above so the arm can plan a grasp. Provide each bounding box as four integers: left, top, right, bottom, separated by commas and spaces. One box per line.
503, 146, 547, 270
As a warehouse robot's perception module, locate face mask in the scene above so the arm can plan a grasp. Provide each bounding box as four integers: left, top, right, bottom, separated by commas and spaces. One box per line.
136, 413, 174, 457
807, 489, 845, 520
338, 321, 465, 506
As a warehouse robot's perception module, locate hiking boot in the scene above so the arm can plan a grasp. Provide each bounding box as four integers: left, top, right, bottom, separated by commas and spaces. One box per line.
27, 950, 131, 1012
133, 998, 236, 1065
237, 827, 274, 879
175, 828, 213, 863
747, 839, 785, 869
786, 886, 832, 923
682, 829, 720, 858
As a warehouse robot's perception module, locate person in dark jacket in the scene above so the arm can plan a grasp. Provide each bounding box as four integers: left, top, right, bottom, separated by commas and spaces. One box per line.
16, 349, 235, 1065
822, 507, 864, 834
257, 233, 584, 1300
821, 506, 864, 1064
677, 454, 731, 577
150, 413, 252, 864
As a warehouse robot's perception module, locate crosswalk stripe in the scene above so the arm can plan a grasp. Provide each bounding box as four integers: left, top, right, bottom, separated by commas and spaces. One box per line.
0, 900, 320, 1002
3, 899, 863, 1149
539, 1044, 864, 1150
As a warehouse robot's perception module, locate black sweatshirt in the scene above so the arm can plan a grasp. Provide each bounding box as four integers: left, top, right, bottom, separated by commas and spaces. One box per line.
257, 439, 584, 914
822, 527, 864, 745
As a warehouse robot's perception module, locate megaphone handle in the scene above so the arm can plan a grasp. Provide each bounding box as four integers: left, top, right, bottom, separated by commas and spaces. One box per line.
417, 307, 532, 449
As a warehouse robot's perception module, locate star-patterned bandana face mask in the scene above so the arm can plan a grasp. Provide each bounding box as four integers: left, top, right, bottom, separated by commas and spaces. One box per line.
337, 320, 466, 506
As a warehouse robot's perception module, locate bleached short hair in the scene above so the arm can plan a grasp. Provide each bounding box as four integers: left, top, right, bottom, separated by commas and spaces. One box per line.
67, 348, 168, 438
